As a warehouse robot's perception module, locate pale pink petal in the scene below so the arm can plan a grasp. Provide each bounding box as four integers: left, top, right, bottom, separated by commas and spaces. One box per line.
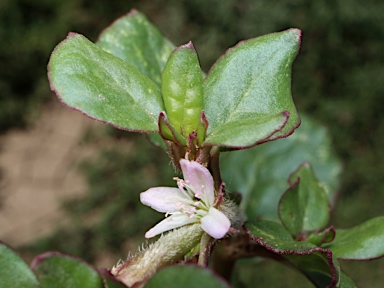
200, 207, 230, 239
180, 159, 214, 206
145, 213, 198, 238
140, 187, 190, 213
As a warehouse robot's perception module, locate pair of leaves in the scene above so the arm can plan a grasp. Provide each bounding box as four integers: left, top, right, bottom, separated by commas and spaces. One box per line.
48, 10, 301, 149
0, 242, 228, 288
0, 243, 126, 288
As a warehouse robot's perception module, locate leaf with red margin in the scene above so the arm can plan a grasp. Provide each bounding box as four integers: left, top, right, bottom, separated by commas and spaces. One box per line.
31, 252, 105, 288
0, 241, 39, 288
323, 216, 384, 260
246, 220, 340, 288
203, 29, 301, 149
97, 9, 175, 87
306, 226, 336, 247
48, 33, 164, 133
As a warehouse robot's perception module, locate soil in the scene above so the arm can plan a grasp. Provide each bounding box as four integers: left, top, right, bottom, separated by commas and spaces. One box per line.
0, 100, 101, 247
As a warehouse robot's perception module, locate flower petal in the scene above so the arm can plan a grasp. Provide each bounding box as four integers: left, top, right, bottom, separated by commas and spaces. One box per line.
180, 159, 214, 206
200, 207, 230, 239
145, 213, 198, 238
140, 187, 191, 213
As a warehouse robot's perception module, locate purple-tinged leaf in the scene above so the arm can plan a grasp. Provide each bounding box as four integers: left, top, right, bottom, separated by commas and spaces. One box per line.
324, 216, 384, 260
247, 220, 340, 288
31, 252, 104, 288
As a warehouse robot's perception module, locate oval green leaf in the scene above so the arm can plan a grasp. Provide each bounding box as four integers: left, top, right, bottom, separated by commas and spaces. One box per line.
247, 220, 340, 288
31, 252, 104, 288
145, 265, 229, 288
203, 29, 301, 148
0, 242, 39, 288
324, 216, 384, 260
162, 42, 205, 144
97, 10, 175, 86
221, 115, 341, 221
49, 33, 163, 132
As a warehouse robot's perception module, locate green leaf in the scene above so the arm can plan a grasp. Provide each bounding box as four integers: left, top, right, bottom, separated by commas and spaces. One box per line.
49, 33, 163, 132
204, 111, 289, 148
247, 220, 340, 288
31, 252, 104, 288
279, 163, 330, 235
97, 10, 175, 86
203, 29, 301, 148
0, 242, 39, 288
145, 265, 229, 288
324, 216, 384, 260
221, 115, 341, 221
162, 42, 205, 144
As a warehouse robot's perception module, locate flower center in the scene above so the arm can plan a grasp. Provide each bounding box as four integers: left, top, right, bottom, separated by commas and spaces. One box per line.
172, 177, 210, 219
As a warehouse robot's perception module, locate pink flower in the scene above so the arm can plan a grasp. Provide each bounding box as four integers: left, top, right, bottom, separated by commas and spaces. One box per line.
140, 159, 230, 239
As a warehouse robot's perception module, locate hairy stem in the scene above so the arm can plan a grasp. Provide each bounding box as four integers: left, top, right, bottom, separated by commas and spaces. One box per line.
112, 224, 204, 287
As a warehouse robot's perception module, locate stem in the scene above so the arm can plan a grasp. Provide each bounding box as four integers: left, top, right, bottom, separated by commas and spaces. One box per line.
209, 146, 222, 194
112, 224, 204, 287
198, 233, 214, 266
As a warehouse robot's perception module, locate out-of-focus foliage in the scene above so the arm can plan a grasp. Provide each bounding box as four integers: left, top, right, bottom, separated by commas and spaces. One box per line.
0, 0, 136, 132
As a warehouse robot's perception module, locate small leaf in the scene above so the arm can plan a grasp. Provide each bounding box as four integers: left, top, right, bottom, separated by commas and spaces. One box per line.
49, 33, 163, 132
162, 42, 205, 145
324, 216, 384, 260
221, 115, 341, 221
31, 252, 104, 288
247, 220, 340, 288
145, 265, 229, 288
0, 242, 39, 288
204, 29, 301, 148
158, 112, 187, 145
97, 9, 175, 86
306, 226, 336, 246
279, 163, 330, 235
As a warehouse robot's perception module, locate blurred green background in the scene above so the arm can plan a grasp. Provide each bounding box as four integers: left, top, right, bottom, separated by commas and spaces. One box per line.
1, 0, 384, 286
